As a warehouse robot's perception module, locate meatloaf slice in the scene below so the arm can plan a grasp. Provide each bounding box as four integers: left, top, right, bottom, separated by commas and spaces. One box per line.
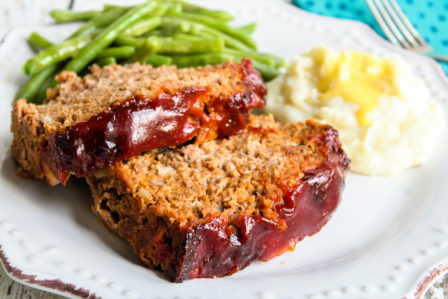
11, 59, 265, 186
86, 114, 350, 282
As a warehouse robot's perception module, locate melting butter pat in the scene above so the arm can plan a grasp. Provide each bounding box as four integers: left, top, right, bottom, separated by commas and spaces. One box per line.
309, 48, 401, 126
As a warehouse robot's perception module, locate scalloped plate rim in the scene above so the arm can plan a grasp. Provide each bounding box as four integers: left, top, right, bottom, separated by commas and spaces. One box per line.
0, 1, 447, 298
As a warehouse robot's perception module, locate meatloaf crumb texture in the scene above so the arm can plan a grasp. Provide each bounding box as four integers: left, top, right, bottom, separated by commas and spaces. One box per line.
11, 60, 265, 185
86, 114, 349, 282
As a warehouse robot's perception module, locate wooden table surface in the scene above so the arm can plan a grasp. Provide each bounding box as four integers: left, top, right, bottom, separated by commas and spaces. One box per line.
0, 0, 447, 298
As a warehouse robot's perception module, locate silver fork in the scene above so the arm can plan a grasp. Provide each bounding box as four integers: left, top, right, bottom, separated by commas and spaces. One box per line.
366, 0, 448, 63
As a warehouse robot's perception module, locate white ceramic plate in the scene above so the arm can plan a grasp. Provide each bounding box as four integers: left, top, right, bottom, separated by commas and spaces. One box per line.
1, 0, 447, 298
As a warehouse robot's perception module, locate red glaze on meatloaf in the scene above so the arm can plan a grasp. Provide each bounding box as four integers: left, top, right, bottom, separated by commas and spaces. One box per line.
12, 59, 265, 185
87, 115, 349, 282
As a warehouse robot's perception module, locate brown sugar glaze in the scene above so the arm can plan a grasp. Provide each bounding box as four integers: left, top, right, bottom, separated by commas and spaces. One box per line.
135, 165, 346, 282
187, 170, 341, 281
131, 129, 349, 282
41, 59, 266, 184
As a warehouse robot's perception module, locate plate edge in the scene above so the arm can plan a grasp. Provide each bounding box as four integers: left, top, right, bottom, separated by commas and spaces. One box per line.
0, 244, 96, 299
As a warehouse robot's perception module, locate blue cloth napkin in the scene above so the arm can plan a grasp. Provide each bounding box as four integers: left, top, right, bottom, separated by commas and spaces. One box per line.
293, 0, 448, 73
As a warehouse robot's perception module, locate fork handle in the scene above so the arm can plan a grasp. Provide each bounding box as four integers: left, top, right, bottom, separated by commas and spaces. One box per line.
425, 52, 448, 64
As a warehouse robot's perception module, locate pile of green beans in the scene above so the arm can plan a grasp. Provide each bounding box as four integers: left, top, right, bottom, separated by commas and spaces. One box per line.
17, 0, 285, 104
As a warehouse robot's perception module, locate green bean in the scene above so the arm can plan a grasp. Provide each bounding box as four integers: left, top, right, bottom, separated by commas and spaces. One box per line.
23, 33, 95, 75
69, 20, 95, 38
222, 48, 274, 66
117, 34, 188, 48
16, 64, 61, 103
36, 80, 51, 103
115, 35, 145, 48
103, 0, 199, 16
89, 7, 129, 26
200, 27, 252, 51
131, 38, 162, 63
96, 56, 117, 66
97, 46, 136, 59
47, 8, 129, 87
171, 52, 279, 80
158, 21, 191, 36
146, 54, 172, 66
28, 32, 53, 49
63, 2, 157, 74
16, 38, 60, 103
102, 1, 232, 22
219, 51, 282, 80
172, 12, 256, 50
70, 7, 129, 38
145, 29, 163, 37
238, 23, 257, 35
139, 2, 170, 17
219, 54, 280, 81
172, 0, 233, 21
270, 56, 286, 68
171, 53, 278, 80
123, 17, 162, 36
50, 9, 101, 23
172, 33, 201, 41
27, 32, 53, 52
102, 4, 131, 12
103, 3, 169, 17
152, 3, 170, 16
170, 53, 234, 67
160, 24, 184, 36
159, 37, 224, 54
250, 60, 280, 81
166, 3, 182, 15
162, 16, 252, 51
223, 48, 286, 68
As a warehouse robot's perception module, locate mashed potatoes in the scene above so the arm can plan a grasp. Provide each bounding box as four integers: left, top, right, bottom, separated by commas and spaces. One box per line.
264, 47, 443, 176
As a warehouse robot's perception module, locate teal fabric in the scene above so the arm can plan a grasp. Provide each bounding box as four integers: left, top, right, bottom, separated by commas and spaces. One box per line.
293, 0, 448, 73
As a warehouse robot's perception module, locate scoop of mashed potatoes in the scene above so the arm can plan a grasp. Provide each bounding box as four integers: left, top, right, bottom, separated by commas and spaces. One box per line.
264, 47, 444, 176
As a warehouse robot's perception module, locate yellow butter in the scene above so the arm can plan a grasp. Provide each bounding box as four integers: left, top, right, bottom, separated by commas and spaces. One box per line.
308, 48, 400, 126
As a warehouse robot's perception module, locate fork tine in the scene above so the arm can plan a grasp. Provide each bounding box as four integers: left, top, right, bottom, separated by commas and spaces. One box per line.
368, 0, 446, 60
382, 0, 419, 48
389, 0, 427, 46
366, 0, 401, 47
372, 0, 412, 48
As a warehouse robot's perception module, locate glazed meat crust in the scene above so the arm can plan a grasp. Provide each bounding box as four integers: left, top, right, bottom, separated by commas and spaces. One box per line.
86, 114, 349, 282
11, 59, 265, 185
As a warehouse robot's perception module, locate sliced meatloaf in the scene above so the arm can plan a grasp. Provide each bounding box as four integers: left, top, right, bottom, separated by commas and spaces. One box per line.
86, 114, 350, 282
11, 59, 265, 185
